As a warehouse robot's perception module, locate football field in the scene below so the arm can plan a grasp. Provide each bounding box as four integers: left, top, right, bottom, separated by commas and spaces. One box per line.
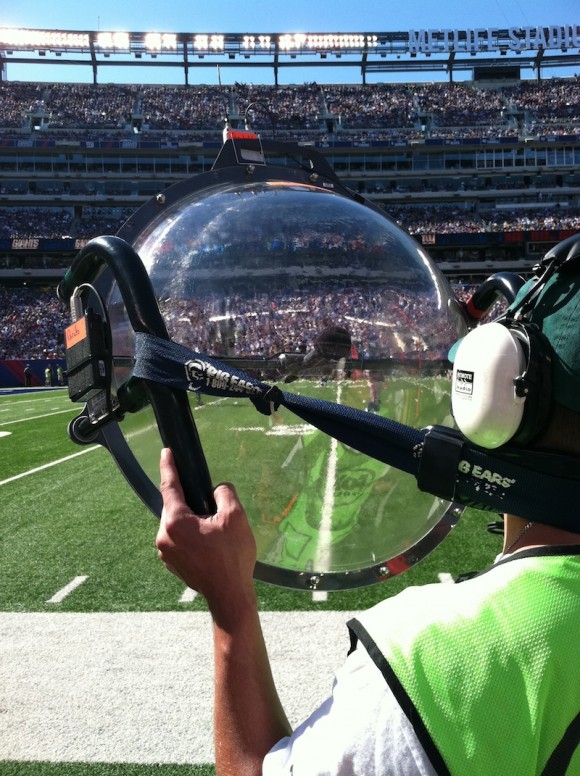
0, 387, 500, 774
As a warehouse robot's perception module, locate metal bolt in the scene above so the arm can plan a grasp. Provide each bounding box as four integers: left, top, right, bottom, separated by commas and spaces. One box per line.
155, 193, 166, 205
307, 575, 320, 590
246, 164, 255, 175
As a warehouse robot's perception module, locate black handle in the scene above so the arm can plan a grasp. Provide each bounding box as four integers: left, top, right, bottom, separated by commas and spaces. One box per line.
60, 235, 216, 516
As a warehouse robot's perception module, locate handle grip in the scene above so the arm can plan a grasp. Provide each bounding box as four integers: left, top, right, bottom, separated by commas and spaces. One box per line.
61, 235, 216, 517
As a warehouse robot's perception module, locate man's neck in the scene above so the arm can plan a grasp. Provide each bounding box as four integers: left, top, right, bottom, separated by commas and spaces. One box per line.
502, 514, 580, 556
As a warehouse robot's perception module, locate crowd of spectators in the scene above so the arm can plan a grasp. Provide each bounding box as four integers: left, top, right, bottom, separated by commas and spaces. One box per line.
480, 207, 580, 233
410, 82, 509, 128
505, 79, 580, 121
160, 282, 462, 366
0, 203, 578, 241
0, 82, 46, 128
0, 207, 132, 240
0, 78, 577, 340
0, 78, 578, 138
0, 286, 68, 359
0, 281, 478, 363
387, 205, 484, 234
230, 83, 324, 131
322, 84, 416, 129
0, 208, 74, 239
0, 274, 515, 366
45, 83, 138, 129
140, 85, 228, 130
388, 204, 580, 235
74, 207, 135, 238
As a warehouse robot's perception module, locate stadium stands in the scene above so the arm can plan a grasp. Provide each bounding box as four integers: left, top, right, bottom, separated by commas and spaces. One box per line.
0, 286, 68, 359
0, 77, 578, 283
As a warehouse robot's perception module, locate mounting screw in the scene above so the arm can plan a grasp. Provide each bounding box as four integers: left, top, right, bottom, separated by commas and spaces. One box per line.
309, 173, 319, 183
378, 565, 390, 577
246, 164, 256, 176
307, 575, 320, 590
156, 193, 166, 205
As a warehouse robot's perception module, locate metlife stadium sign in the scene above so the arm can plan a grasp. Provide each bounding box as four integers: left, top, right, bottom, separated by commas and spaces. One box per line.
406, 25, 580, 54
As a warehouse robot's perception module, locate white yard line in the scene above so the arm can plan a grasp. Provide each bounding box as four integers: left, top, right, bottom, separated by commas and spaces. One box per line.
179, 587, 198, 603
228, 423, 315, 437
282, 436, 304, 468
0, 395, 67, 409
267, 423, 315, 437
438, 572, 455, 584
46, 576, 89, 603
229, 426, 266, 432
0, 407, 77, 426
0, 445, 100, 487
314, 382, 343, 573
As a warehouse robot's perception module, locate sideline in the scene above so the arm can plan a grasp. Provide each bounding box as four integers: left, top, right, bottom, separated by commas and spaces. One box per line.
0, 610, 358, 764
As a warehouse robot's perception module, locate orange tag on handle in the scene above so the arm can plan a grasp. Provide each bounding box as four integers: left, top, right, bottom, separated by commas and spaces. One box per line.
65, 317, 87, 349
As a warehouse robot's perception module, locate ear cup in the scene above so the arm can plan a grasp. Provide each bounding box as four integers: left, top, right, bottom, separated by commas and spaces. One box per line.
451, 321, 552, 449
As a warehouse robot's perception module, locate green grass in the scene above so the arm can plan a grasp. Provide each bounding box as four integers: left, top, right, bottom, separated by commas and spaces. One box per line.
1, 384, 499, 613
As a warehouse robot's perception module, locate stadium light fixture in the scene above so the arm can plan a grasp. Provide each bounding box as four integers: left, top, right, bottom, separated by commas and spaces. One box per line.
193, 34, 224, 52
144, 32, 177, 51
242, 35, 271, 50
96, 31, 130, 50
0, 28, 90, 49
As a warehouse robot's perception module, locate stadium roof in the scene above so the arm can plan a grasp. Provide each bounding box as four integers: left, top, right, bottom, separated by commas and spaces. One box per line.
0, 25, 579, 84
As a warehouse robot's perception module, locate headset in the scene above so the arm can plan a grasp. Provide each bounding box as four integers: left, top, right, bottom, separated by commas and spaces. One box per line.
451, 233, 580, 450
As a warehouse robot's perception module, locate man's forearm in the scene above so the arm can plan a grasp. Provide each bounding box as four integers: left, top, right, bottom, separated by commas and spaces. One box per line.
155, 451, 288, 774
213, 598, 292, 776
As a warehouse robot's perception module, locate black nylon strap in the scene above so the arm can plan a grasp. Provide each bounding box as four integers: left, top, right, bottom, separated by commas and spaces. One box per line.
132, 331, 425, 476
540, 711, 580, 776
347, 618, 452, 776
131, 331, 580, 529
417, 427, 465, 501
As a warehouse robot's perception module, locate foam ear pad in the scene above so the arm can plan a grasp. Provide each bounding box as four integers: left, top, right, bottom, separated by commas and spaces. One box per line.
452, 323, 528, 449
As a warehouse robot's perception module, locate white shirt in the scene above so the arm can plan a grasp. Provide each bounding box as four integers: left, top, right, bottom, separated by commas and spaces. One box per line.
263, 641, 437, 775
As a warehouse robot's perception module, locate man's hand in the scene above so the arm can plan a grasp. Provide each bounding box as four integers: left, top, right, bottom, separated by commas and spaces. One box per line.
156, 448, 257, 625
156, 448, 291, 774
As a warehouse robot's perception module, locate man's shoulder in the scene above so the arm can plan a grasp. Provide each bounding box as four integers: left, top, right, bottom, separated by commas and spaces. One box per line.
351, 547, 580, 648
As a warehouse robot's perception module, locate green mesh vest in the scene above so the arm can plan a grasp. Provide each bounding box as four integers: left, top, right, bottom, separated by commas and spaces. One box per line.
348, 549, 580, 775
